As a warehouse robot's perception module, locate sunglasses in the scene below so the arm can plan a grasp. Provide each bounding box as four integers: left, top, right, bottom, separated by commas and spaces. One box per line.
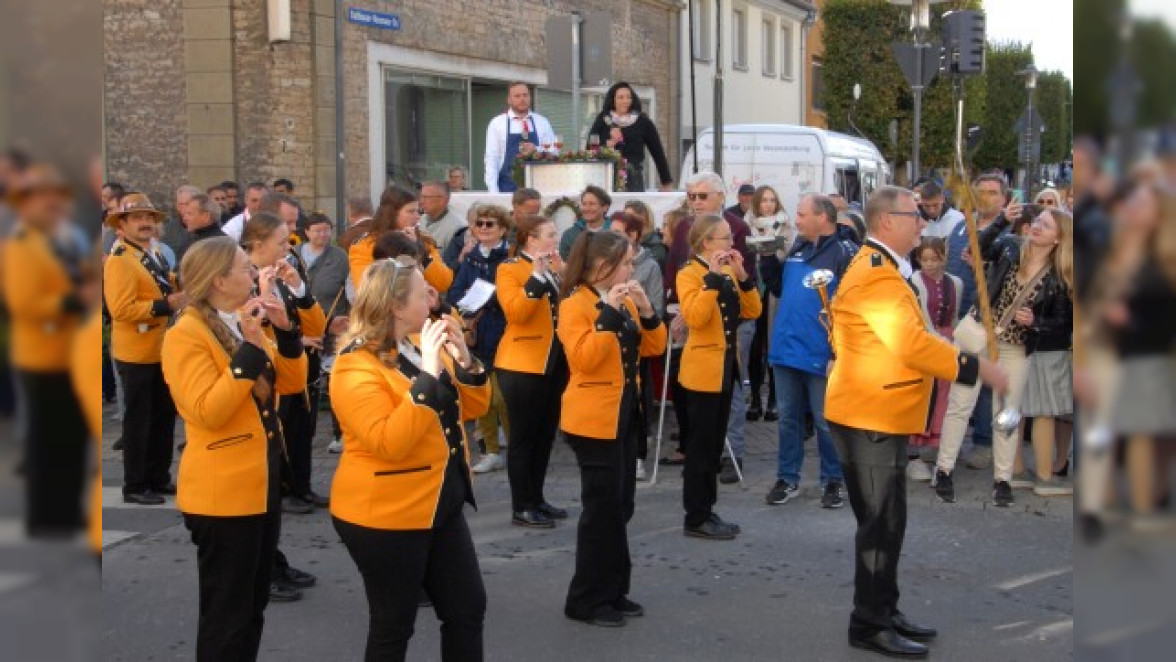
687, 192, 712, 201
1036, 198, 1056, 206
474, 219, 499, 229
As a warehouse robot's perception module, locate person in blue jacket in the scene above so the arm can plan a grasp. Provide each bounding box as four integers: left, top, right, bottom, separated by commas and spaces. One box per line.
765, 193, 859, 509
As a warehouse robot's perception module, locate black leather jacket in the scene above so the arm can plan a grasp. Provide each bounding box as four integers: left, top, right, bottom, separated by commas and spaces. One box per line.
978, 216, 1072, 354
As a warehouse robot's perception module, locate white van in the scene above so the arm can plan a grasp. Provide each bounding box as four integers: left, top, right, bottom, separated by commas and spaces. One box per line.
681, 124, 891, 215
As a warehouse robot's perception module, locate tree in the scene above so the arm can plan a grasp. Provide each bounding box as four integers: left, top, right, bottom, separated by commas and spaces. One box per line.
822, 0, 983, 178
1035, 71, 1072, 165
1073, 0, 1124, 139
972, 42, 1033, 171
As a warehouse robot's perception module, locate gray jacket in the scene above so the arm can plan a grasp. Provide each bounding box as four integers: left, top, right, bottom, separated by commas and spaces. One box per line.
633, 246, 664, 317
300, 243, 351, 318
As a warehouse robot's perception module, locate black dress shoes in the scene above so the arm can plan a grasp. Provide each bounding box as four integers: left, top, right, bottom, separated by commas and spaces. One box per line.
512, 510, 555, 529
301, 490, 330, 508
708, 512, 741, 534
746, 401, 763, 421
892, 613, 937, 641
152, 482, 178, 496
269, 582, 302, 602
764, 407, 779, 422
568, 607, 626, 628
613, 596, 644, 617
275, 565, 317, 589
123, 490, 166, 506
848, 629, 928, 659
538, 502, 568, 519
684, 519, 738, 540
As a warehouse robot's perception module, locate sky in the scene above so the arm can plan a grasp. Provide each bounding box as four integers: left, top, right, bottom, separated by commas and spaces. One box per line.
982, 0, 1073, 81
1131, 0, 1176, 27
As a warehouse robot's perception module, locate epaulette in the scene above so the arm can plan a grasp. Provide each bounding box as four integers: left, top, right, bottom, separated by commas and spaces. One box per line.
112, 245, 127, 257
504, 257, 520, 264
870, 252, 884, 267
339, 336, 365, 355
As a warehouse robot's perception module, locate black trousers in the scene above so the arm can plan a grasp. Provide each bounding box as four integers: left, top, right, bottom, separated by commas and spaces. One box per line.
333, 514, 485, 662
748, 292, 776, 407
115, 360, 176, 494
636, 358, 655, 460
184, 509, 281, 662
828, 421, 909, 636
564, 403, 639, 620
499, 368, 563, 512
682, 357, 735, 528
17, 370, 87, 534
278, 381, 317, 497
668, 347, 690, 454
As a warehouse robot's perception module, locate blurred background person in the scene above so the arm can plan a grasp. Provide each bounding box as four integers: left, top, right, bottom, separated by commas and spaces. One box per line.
2, 164, 88, 537
419, 181, 463, 251
559, 185, 612, 260
350, 185, 452, 296
447, 165, 468, 192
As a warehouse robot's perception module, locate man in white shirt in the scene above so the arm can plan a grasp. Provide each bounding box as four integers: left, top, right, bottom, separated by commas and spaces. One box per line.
483, 82, 555, 193
419, 181, 464, 250
916, 181, 964, 240
221, 181, 269, 242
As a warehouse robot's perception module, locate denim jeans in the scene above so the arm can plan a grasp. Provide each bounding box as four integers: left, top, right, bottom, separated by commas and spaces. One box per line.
773, 365, 843, 486
969, 385, 993, 448
724, 320, 756, 461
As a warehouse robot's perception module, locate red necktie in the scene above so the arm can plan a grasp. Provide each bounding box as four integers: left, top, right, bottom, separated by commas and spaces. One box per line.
520, 117, 530, 136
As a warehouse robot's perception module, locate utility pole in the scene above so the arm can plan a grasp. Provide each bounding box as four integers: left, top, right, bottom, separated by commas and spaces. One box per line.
714, 0, 723, 177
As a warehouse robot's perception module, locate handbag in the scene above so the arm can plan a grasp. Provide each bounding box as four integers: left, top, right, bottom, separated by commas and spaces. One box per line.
953, 263, 1050, 354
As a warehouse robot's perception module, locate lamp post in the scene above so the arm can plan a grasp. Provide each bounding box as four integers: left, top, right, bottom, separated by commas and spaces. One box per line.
1019, 65, 1038, 197
847, 83, 866, 139
890, 0, 946, 183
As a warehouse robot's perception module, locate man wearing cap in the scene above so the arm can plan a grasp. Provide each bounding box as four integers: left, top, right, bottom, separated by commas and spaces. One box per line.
2, 164, 90, 535
104, 193, 186, 505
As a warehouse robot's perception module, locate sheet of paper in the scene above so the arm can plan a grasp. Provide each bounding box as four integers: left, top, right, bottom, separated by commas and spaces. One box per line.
456, 278, 496, 315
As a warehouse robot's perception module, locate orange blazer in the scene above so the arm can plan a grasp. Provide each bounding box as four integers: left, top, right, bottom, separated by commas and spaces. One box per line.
558, 286, 666, 440
329, 344, 491, 530
825, 243, 977, 435
494, 255, 563, 375
2, 223, 81, 371
104, 239, 176, 363
676, 257, 762, 393
349, 235, 453, 295
71, 312, 103, 552
163, 309, 308, 516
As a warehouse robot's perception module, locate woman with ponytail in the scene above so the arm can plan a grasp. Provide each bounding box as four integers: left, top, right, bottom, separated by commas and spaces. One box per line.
161, 237, 307, 661
558, 231, 666, 627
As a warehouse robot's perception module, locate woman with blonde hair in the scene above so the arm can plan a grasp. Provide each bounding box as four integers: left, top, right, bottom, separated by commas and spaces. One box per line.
330, 257, 491, 660
162, 237, 307, 661
676, 214, 762, 538
934, 204, 1075, 508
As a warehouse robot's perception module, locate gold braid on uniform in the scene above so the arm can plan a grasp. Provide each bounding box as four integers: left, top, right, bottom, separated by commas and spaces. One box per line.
189, 303, 273, 403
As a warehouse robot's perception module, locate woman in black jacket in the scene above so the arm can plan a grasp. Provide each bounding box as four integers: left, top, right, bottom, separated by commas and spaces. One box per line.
587, 83, 673, 192
934, 206, 1073, 507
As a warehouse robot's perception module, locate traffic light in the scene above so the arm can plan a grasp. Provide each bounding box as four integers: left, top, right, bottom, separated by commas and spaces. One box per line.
942, 10, 985, 75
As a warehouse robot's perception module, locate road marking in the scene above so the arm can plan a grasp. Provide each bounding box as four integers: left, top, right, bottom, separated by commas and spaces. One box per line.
102, 530, 140, 550
0, 572, 35, 595
1081, 618, 1170, 647
1015, 619, 1072, 642
993, 621, 1031, 631
993, 566, 1072, 591
102, 486, 177, 510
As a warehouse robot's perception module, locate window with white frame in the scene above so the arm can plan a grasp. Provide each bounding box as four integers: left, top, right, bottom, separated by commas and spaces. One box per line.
780, 21, 794, 79
762, 17, 777, 76
691, 0, 713, 61
732, 7, 748, 70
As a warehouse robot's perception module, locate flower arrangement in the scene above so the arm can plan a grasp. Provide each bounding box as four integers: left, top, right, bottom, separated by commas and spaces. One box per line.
512, 146, 627, 192
543, 196, 581, 220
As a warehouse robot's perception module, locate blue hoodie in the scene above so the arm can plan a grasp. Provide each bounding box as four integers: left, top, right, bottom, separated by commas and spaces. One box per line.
767, 232, 859, 376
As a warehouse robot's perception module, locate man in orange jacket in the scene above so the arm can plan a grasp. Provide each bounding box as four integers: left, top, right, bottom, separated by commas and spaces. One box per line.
825, 186, 1007, 660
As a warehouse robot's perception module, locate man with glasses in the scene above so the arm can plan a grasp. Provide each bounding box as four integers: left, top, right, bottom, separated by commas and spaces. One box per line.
419, 181, 463, 250
825, 185, 1008, 659
916, 181, 963, 240
943, 172, 1010, 471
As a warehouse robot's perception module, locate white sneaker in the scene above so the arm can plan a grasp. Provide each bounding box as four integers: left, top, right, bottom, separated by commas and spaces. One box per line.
635, 459, 647, 480
472, 453, 503, 474
906, 459, 933, 482
328, 438, 343, 454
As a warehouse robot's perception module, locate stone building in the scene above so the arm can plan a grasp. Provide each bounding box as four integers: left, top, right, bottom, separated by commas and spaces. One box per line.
103, 0, 683, 218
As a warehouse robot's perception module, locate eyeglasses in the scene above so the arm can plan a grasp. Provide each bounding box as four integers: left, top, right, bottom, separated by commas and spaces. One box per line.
887, 210, 921, 218
708, 233, 734, 242
687, 192, 713, 201
474, 219, 499, 229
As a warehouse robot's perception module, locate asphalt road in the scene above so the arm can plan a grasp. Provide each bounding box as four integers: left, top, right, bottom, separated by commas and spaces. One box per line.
101, 402, 1074, 661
